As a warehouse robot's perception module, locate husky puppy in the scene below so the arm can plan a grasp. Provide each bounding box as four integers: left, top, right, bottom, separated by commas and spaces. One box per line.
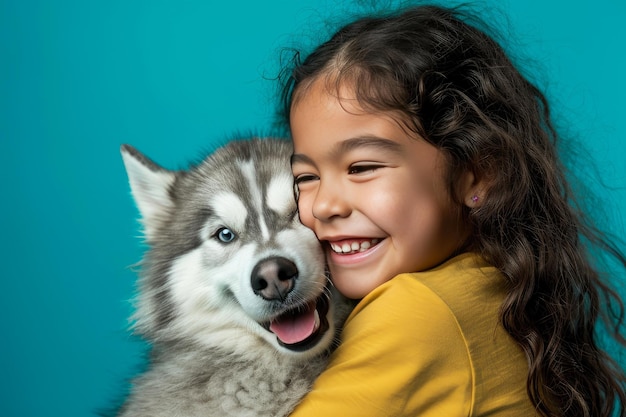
118, 138, 352, 417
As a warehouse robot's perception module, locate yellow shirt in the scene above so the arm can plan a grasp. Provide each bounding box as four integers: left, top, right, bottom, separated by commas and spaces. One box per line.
290, 253, 536, 416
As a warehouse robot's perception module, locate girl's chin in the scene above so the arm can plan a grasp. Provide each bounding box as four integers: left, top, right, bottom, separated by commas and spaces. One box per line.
328, 263, 391, 299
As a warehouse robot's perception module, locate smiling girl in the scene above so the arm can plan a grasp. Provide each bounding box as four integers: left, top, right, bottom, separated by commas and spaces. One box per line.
291, 82, 471, 300
282, 4, 626, 417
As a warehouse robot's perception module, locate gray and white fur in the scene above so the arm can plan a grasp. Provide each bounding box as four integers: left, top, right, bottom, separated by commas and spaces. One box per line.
117, 138, 352, 417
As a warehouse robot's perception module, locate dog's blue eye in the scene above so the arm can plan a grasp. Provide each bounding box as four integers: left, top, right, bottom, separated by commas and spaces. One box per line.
216, 227, 236, 243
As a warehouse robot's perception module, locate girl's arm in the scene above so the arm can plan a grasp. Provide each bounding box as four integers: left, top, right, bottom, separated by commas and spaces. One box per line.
290, 274, 473, 417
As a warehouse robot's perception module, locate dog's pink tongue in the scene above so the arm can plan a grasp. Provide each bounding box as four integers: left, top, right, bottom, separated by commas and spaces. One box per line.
269, 302, 317, 344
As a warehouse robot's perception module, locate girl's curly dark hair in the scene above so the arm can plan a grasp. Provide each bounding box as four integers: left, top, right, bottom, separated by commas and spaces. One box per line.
279, 4, 626, 416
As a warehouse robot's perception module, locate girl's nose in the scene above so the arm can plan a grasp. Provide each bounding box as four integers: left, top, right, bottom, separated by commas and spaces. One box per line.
312, 179, 351, 221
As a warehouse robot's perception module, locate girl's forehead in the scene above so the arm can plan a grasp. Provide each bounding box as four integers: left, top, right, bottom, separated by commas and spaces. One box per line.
291, 78, 357, 120
293, 80, 415, 138
292, 74, 345, 106
292, 73, 416, 128
291, 84, 422, 152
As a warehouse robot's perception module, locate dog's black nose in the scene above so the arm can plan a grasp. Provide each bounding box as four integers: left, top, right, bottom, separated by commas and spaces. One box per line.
251, 257, 298, 301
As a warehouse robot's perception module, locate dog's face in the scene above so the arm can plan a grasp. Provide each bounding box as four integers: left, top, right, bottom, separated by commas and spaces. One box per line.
122, 139, 341, 358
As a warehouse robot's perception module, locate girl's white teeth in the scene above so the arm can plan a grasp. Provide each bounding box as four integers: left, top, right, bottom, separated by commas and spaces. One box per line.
331, 239, 379, 254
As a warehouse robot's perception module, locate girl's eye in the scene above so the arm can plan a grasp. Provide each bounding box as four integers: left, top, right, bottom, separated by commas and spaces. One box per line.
348, 164, 381, 175
294, 174, 319, 185
215, 227, 236, 243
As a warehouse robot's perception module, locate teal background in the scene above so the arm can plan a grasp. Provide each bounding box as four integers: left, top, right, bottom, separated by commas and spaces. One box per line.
1, 1, 624, 416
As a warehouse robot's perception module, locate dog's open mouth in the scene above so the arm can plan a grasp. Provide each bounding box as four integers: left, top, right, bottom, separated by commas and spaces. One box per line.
266, 294, 330, 352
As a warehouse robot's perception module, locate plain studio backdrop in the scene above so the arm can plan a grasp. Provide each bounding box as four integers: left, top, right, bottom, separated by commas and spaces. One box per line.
1, 1, 625, 416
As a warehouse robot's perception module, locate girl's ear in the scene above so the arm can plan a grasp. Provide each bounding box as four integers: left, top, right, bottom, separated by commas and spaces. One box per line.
459, 170, 486, 208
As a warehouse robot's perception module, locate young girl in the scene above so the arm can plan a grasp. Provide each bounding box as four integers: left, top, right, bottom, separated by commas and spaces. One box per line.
281, 4, 626, 417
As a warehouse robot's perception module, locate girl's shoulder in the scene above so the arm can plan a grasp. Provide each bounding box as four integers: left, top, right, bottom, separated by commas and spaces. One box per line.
389, 252, 508, 328
349, 252, 533, 416
367, 252, 502, 307
346, 252, 509, 343
344, 253, 495, 328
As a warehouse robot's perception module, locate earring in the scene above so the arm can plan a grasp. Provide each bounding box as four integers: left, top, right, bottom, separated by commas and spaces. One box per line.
471, 195, 479, 203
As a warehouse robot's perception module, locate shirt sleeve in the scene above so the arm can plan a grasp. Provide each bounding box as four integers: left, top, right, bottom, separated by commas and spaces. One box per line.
289, 274, 474, 417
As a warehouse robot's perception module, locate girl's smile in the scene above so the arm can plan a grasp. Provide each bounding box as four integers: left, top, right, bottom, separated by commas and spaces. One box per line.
324, 237, 385, 267
327, 238, 381, 255
290, 79, 474, 299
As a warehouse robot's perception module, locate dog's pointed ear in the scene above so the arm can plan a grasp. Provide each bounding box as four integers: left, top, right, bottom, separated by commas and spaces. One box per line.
121, 144, 176, 241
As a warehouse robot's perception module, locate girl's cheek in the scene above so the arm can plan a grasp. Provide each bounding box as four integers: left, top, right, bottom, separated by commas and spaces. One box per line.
296, 195, 315, 229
